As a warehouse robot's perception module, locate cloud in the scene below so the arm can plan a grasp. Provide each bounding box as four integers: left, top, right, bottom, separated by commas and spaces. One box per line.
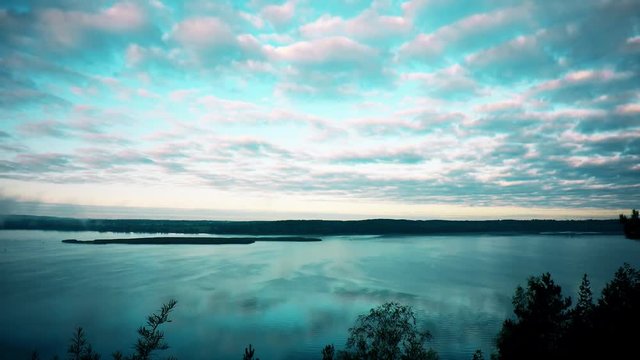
0, 2, 160, 61
616, 103, 640, 115
40, 2, 147, 46
267, 36, 377, 67
465, 32, 562, 81
401, 64, 484, 99
535, 0, 640, 67
398, 5, 530, 63
265, 36, 388, 97
75, 148, 155, 168
462, 0, 640, 82
529, 69, 638, 104
161, 17, 264, 66
300, 7, 412, 41
576, 112, 640, 134
331, 147, 425, 165
0, 72, 71, 109
260, 0, 296, 29
474, 99, 524, 114
7, 152, 76, 173
1, 0, 639, 215
167, 16, 235, 49
19, 120, 68, 138
13, 104, 135, 148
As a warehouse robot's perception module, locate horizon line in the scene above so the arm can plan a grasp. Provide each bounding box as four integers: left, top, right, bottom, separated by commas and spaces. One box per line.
1, 212, 623, 223
0, 198, 628, 222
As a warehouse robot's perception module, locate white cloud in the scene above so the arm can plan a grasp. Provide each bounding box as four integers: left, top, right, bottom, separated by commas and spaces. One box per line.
300, 9, 412, 40
531, 69, 634, 93
37, 2, 148, 47
398, 5, 530, 60
266, 36, 377, 66
167, 17, 235, 49
260, 0, 296, 29
615, 103, 640, 115
401, 64, 483, 98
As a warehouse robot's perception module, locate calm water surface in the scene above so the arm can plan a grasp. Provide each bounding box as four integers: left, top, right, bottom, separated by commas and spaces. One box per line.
1, 230, 639, 359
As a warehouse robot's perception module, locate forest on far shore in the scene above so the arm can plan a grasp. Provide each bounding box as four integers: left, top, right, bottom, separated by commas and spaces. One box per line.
0, 215, 622, 236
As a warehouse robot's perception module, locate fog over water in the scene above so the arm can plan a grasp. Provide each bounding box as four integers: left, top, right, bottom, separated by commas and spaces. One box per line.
1, 230, 639, 359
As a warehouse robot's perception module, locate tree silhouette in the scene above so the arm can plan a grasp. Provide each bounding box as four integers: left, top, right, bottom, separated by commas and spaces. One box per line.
574, 274, 594, 319
321, 344, 335, 360
242, 344, 259, 360
560, 274, 595, 358
471, 349, 484, 360
495, 273, 571, 360
132, 299, 177, 360
339, 302, 438, 360
111, 299, 177, 360
619, 209, 640, 239
67, 327, 100, 360
591, 263, 640, 358
495, 264, 640, 359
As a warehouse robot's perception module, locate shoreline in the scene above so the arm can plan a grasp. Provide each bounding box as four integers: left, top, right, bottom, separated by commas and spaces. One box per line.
3, 215, 623, 236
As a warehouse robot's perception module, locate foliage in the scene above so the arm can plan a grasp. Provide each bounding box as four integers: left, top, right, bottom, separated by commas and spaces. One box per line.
31, 300, 177, 360
322, 344, 335, 360
242, 344, 259, 360
558, 274, 596, 359
495, 264, 640, 359
130, 299, 177, 360
573, 274, 594, 320
67, 327, 100, 360
599, 263, 640, 310
591, 263, 640, 358
619, 209, 640, 239
471, 349, 484, 360
3, 215, 623, 236
495, 273, 572, 360
339, 302, 438, 360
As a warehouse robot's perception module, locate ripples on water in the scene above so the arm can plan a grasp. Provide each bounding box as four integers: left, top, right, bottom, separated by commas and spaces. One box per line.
1, 230, 639, 359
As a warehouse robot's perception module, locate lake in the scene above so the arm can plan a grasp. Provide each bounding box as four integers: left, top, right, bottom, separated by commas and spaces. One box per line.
1, 230, 639, 359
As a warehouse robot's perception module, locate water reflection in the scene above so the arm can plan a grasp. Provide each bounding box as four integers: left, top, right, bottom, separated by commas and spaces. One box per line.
1, 230, 639, 359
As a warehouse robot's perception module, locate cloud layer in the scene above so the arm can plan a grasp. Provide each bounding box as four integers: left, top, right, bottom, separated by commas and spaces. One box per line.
0, 0, 639, 219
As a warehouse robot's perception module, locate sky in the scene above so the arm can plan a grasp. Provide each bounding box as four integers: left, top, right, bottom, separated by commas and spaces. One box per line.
0, 0, 639, 220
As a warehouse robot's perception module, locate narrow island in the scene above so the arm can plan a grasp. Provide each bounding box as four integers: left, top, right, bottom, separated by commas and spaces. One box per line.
62, 236, 321, 245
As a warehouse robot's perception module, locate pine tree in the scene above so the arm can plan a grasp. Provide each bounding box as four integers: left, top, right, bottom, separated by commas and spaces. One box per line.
322, 344, 335, 360
242, 344, 259, 360
132, 299, 177, 360
495, 273, 571, 360
67, 327, 100, 360
574, 274, 594, 320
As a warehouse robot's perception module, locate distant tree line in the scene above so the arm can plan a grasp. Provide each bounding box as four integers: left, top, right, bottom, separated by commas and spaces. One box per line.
1, 215, 623, 236
29, 263, 640, 360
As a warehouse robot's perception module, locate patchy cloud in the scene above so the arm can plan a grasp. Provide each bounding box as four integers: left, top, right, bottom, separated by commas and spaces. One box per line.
300, 5, 412, 41
260, 0, 296, 30
0, 0, 638, 218
398, 5, 531, 63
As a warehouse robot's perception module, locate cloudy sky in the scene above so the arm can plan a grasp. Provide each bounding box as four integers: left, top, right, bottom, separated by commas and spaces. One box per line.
0, 0, 639, 220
